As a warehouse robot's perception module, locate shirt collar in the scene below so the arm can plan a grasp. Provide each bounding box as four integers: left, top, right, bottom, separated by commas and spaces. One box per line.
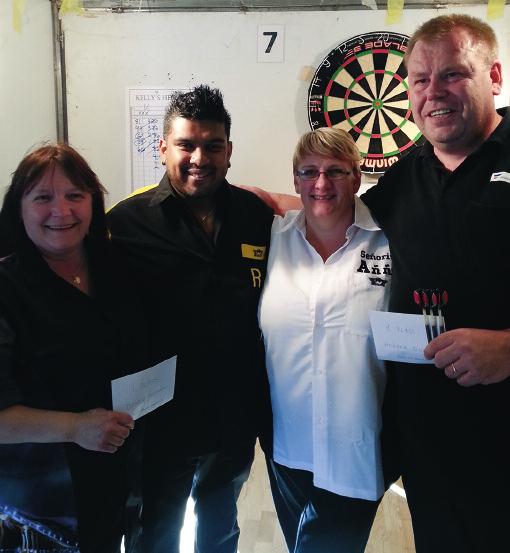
149, 173, 231, 207
486, 106, 510, 146
353, 195, 380, 231
277, 195, 380, 234
149, 173, 173, 206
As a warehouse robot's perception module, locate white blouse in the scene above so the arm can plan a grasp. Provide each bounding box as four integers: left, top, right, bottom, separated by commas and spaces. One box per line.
259, 196, 391, 500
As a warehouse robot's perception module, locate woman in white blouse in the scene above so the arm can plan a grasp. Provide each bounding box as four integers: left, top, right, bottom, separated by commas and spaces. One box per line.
259, 127, 391, 553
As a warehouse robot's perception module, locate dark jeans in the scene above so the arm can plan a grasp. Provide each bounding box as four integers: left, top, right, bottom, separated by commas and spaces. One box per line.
141, 441, 255, 553
268, 459, 380, 553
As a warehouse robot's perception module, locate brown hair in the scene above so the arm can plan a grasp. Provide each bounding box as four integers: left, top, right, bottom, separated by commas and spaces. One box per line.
293, 127, 361, 177
405, 14, 498, 67
0, 143, 108, 252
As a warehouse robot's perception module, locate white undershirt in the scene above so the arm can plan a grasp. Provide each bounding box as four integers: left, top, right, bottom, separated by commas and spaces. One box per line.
259, 196, 391, 500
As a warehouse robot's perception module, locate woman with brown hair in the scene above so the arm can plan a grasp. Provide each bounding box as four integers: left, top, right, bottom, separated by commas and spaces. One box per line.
0, 144, 151, 552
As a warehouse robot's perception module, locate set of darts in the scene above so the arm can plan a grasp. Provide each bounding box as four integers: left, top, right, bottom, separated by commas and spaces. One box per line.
413, 289, 448, 342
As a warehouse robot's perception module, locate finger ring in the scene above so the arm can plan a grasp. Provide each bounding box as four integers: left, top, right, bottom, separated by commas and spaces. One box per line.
451, 363, 458, 375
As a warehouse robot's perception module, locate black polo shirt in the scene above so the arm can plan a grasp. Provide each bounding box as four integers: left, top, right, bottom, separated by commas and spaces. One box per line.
362, 108, 510, 483
107, 176, 273, 454
364, 108, 510, 330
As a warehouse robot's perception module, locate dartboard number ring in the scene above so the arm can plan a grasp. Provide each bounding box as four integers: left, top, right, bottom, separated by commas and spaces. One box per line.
308, 31, 424, 174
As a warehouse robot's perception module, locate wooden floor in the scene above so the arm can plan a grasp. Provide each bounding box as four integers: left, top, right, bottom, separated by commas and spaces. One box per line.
237, 442, 416, 553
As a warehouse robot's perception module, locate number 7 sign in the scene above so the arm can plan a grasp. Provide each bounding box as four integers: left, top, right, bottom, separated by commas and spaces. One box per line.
257, 25, 284, 63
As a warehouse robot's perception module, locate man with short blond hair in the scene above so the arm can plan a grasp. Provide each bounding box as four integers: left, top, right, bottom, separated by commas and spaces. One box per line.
363, 14, 510, 552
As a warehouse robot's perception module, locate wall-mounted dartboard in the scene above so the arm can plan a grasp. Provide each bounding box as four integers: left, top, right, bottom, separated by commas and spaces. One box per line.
308, 31, 424, 174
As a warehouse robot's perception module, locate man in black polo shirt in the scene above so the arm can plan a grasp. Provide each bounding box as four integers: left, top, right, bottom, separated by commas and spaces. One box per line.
362, 14, 510, 553
108, 85, 273, 553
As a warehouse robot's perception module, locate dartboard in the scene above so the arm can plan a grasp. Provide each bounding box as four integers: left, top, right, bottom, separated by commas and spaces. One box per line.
308, 31, 424, 174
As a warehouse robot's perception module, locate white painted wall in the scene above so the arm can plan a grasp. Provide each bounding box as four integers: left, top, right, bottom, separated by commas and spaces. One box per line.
5, 6, 508, 206
62, 6, 510, 205
0, 0, 56, 197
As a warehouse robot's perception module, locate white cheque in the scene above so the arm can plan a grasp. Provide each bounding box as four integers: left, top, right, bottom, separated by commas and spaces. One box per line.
111, 355, 177, 420
369, 312, 434, 364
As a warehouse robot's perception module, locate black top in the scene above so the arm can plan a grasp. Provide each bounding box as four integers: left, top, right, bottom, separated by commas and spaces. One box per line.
0, 240, 152, 550
107, 176, 273, 454
0, 217, 13, 258
362, 108, 510, 480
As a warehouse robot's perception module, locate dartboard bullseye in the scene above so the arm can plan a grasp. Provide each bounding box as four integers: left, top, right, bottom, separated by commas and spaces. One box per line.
308, 31, 425, 174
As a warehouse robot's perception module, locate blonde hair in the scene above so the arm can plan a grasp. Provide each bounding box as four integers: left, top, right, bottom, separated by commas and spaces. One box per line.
405, 14, 498, 67
293, 127, 361, 177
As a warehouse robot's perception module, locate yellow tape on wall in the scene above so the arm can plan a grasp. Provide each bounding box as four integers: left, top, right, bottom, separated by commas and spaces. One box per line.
12, 0, 26, 33
487, 0, 505, 20
386, 0, 404, 24
59, 0, 84, 16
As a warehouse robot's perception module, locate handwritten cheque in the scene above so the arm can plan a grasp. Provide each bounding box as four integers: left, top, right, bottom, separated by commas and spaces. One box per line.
112, 356, 177, 420
369, 312, 434, 364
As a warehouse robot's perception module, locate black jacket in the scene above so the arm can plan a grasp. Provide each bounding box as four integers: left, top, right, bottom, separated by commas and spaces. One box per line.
108, 177, 274, 454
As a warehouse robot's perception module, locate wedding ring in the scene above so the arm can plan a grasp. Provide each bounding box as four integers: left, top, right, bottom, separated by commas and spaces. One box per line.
451, 363, 458, 376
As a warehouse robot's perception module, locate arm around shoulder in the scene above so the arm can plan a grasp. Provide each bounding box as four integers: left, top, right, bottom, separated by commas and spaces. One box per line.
235, 184, 301, 216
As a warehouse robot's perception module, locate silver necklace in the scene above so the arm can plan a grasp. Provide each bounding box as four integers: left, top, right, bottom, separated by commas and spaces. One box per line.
200, 206, 215, 224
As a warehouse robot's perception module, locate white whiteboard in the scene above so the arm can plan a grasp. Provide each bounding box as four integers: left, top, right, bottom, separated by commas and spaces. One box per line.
126, 87, 185, 191
62, 7, 510, 206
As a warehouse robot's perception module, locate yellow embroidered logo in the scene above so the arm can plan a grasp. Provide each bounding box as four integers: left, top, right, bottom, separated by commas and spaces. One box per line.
241, 244, 266, 260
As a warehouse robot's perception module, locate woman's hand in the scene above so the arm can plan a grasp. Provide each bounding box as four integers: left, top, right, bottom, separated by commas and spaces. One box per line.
71, 408, 134, 453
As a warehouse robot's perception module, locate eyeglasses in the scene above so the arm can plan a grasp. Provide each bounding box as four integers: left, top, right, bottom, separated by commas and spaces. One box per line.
296, 168, 353, 182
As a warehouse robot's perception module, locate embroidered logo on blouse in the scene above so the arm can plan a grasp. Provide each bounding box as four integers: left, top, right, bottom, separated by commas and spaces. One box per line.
369, 277, 388, 287
356, 250, 391, 276
241, 244, 266, 260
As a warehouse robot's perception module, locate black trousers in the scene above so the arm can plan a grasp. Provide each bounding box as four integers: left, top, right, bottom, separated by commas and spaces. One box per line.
267, 459, 380, 553
402, 444, 510, 553
67, 445, 128, 553
141, 441, 255, 553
